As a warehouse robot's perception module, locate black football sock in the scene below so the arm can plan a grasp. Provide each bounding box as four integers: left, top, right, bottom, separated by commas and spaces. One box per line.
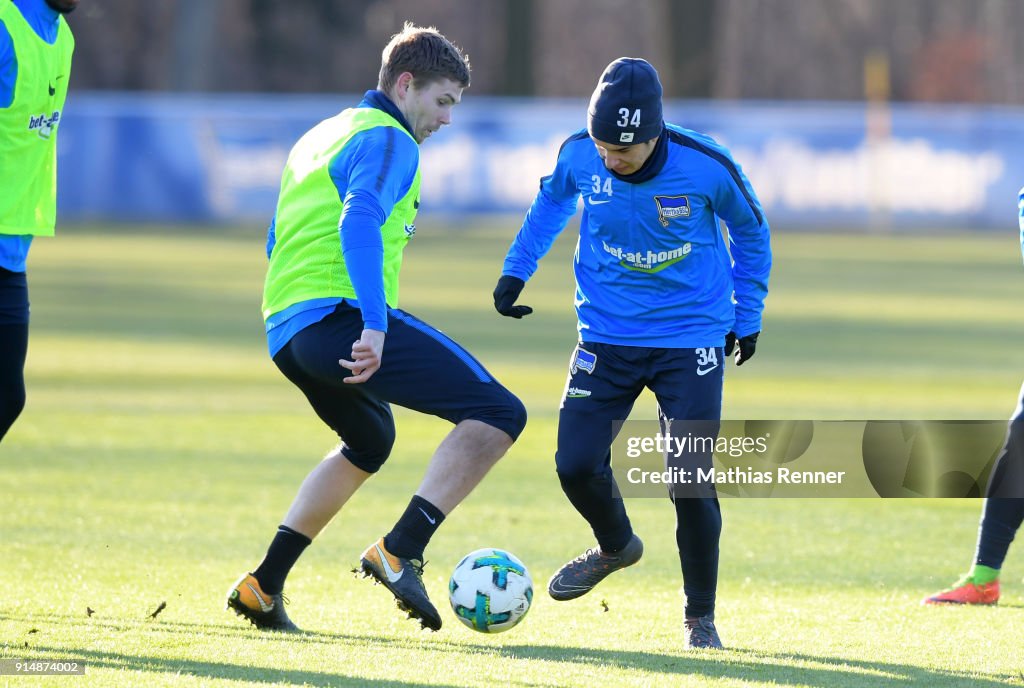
384, 495, 445, 561
252, 525, 312, 595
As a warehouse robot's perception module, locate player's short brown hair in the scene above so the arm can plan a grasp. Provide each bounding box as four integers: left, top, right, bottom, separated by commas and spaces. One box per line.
378, 23, 471, 93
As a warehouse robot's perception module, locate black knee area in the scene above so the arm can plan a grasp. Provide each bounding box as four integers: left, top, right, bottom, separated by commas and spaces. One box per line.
556, 463, 600, 487
507, 393, 528, 439
0, 321, 28, 442
0, 383, 25, 440
555, 467, 625, 506
339, 426, 396, 474
468, 387, 527, 442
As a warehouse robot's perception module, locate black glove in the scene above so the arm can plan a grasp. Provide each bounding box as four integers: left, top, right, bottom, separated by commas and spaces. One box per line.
724, 331, 759, 366
493, 275, 533, 318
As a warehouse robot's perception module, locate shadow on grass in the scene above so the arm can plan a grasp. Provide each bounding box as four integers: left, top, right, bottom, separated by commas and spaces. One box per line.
469, 642, 1018, 688
3, 610, 474, 654
991, 600, 1024, 609
0, 611, 411, 647
414, 629, 1021, 688
21, 645, 456, 688
4, 611, 1015, 687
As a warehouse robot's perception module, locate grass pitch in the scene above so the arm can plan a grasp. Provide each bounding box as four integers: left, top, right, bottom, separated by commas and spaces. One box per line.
1, 222, 1023, 687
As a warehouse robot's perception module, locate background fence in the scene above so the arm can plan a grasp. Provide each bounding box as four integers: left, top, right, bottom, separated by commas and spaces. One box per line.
57, 94, 1024, 228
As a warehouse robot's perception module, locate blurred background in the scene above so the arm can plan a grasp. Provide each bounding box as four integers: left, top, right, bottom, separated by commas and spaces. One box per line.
55, 0, 1024, 229
67, 0, 1024, 101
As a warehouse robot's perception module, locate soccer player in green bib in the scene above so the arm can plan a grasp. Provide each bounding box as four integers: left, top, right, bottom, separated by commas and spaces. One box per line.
227, 24, 527, 633
0, 0, 76, 443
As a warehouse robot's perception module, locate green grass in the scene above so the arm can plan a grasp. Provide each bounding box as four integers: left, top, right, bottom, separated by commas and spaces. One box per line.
1, 223, 1023, 687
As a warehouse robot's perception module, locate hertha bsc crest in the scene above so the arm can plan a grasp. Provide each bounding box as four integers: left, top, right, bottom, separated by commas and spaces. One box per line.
654, 195, 691, 227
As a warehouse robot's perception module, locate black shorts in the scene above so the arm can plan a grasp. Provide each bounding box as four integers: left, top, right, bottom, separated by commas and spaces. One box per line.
272, 303, 526, 472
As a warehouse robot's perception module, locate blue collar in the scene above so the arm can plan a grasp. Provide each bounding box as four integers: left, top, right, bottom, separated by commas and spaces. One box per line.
609, 128, 668, 185
359, 90, 416, 140
13, 0, 61, 43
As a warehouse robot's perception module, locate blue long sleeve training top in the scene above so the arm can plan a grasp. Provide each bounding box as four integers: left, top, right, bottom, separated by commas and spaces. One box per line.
0, 0, 62, 272
502, 123, 772, 348
264, 90, 419, 358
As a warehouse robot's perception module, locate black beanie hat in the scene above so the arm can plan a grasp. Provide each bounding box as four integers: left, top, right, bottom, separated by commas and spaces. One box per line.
588, 57, 664, 145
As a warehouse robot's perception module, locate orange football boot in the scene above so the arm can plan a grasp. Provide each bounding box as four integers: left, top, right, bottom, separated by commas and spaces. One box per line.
359, 537, 441, 630
226, 573, 301, 631
923, 575, 1000, 605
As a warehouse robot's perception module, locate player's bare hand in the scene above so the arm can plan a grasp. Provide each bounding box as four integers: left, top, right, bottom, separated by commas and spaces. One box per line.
340, 328, 385, 383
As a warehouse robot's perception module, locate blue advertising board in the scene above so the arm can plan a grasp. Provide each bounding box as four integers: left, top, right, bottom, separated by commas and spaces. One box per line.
56, 93, 1024, 229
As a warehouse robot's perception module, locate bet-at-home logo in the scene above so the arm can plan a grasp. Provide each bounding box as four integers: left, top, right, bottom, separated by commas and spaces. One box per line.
28, 111, 61, 139
602, 240, 691, 273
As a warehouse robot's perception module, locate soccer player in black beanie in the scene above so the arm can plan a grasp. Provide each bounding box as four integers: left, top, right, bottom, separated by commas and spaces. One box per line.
494, 57, 772, 648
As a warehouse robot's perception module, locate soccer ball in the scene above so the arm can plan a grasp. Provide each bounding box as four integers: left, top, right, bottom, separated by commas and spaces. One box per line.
448, 548, 533, 633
